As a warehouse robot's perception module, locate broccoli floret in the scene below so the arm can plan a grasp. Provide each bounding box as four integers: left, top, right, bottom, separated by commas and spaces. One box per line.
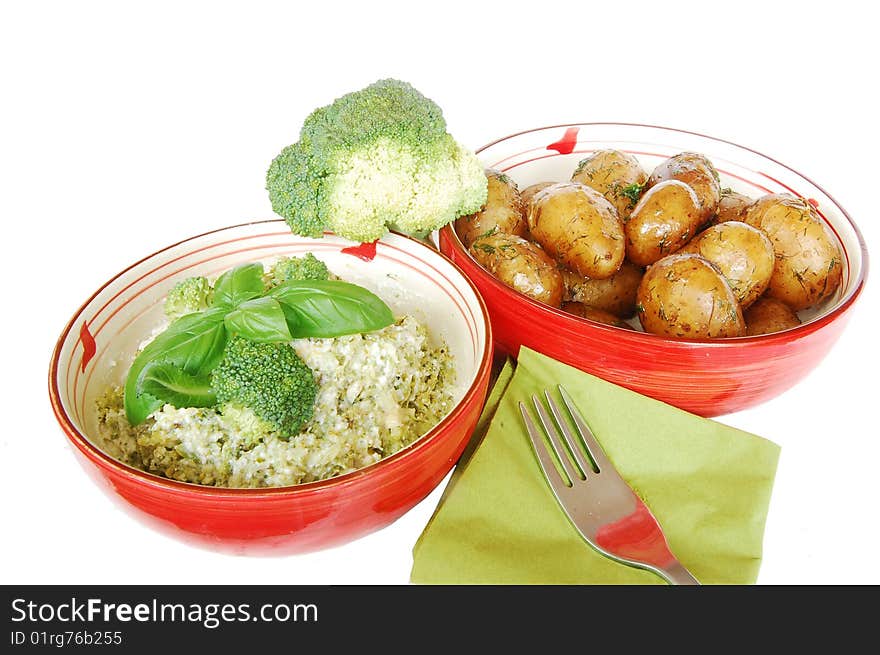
210, 337, 317, 438
217, 402, 276, 447
266, 78, 488, 243
164, 276, 213, 320
265, 253, 330, 288
264, 138, 326, 238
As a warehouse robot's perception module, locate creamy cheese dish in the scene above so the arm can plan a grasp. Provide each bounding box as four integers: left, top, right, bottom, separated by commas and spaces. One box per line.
95, 304, 455, 488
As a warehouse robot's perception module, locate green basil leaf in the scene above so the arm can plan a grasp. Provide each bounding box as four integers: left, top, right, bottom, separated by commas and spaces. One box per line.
124, 307, 228, 424
223, 296, 293, 343
212, 262, 265, 308
138, 361, 216, 408
270, 279, 394, 338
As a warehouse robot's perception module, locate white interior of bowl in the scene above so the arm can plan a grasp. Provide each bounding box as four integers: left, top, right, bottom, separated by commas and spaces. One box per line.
476, 123, 865, 328
53, 223, 487, 452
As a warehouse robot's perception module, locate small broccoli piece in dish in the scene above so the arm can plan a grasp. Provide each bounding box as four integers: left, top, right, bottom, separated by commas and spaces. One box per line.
210, 336, 317, 438
217, 402, 277, 449
265, 253, 330, 288
266, 78, 488, 243
164, 276, 213, 320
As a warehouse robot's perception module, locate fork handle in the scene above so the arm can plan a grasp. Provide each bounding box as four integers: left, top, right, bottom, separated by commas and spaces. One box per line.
660, 561, 700, 585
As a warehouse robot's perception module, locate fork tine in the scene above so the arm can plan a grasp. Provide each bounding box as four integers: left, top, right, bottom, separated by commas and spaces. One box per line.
518, 402, 569, 487
531, 394, 581, 484
543, 389, 595, 476
557, 385, 612, 472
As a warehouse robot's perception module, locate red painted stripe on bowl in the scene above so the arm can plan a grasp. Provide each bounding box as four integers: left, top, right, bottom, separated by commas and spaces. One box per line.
79, 322, 97, 373
341, 240, 378, 261
546, 126, 580, 154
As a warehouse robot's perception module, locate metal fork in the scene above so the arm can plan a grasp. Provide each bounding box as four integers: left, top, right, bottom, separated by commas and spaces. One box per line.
519, 385, 699, 585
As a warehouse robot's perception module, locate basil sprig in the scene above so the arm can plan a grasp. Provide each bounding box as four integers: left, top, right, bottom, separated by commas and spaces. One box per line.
124, 307, 229, 425
139, 361, 217, 410
124, 262, 394, 424
212, 262, 265, 308
224, 296, 293, 343
270, 280, 394, 338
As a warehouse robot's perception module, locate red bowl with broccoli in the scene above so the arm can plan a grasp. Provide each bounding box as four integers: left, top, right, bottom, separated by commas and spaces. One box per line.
49, 222, 493, 554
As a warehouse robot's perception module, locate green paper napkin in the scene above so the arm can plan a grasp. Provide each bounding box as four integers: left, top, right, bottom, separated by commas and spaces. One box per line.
411, 347, 780, 584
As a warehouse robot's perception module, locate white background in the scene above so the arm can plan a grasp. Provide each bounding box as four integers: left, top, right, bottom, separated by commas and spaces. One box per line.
2, 1, 877, 585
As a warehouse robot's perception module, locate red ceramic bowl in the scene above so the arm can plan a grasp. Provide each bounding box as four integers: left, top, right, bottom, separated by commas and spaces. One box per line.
49, 222, 493, 554
440, 123, 868, 416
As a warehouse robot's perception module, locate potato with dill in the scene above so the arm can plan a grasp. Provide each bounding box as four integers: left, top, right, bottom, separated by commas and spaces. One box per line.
744, 297, 802, 336
744, 193, 843, 310
561, 302, 634, 329
648, 152, 721, 225
469, 232, 563, 306
528, 182, 625, 279
521, 181, 556, 209
562, 261, 643, 318
625, 180, 703, 267
678, 221, 774, 309
637, 253, 745, 338
571, 149, 648, 221
455, 169, 527, 248
707, 188, 754, 226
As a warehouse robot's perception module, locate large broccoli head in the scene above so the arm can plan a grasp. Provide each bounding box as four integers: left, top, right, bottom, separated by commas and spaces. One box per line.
210, 336, 317, 438
266, 79, 488, 243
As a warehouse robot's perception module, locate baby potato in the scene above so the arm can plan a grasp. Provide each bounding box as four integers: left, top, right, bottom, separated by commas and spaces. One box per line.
469, 232, 563, 307
521, 181, 556, 209
648, 152, 721, 224
637, 253, 745, 338
708, 189, 754, 226
744, 297, 802, 336
561, 302, 634, 329
528, 182, 625, 279
562, 261, 643, 318
678, 221, 774, 309
571, 149, 648, 221
625, 180, 702, 267
455, 169, 527, 248
744, 193, 843, 310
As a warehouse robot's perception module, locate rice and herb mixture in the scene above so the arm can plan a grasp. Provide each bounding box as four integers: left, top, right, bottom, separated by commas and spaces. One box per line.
94, 256, 456, 488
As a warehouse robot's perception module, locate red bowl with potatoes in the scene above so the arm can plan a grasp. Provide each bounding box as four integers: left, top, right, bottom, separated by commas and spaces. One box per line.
439, 123, 868, 417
